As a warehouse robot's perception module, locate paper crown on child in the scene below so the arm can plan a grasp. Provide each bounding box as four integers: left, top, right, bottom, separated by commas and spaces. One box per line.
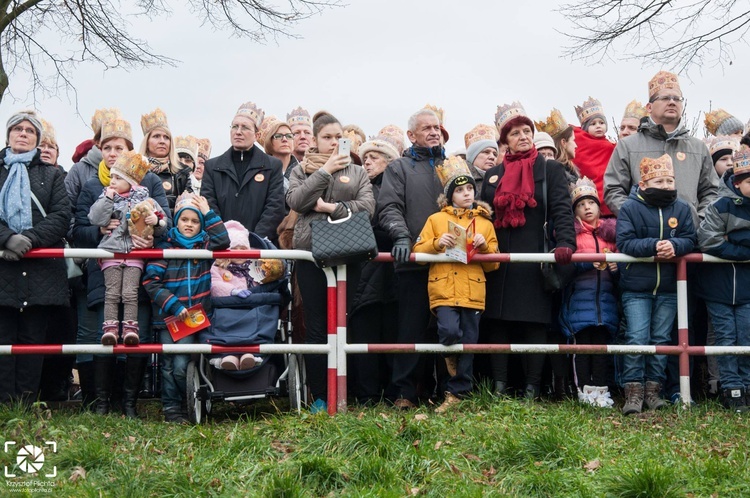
707, 135, 740, 158
235, 102, 264, 129
648, 71, 681, 100
286, 106, 311, 127
197, 138, 212, 160
534, 108, 569, 138
358, 135, 400, 163
257, 115, 281, 147
733, 150, 750, 178
495, 101, 528, 134
640, 154, 674, 182
622, 100, 648, 120
436, 155, 476, 197
174, 191, 200, 217
570, 177, 599, 207
111, 150, 150, 186
140, 108, 170, 136
174, 135, 199, 162
704, 109, 744, 137
91, 108, 121, 136
40, 119, 57, 148
575, 97, 606, 127
377, 124, 406, 155
100, 118, 133, 145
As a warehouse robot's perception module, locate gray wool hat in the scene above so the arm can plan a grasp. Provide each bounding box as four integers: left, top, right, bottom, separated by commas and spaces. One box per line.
717, 115, 744, 136
7, 111, 43, 147
466, 139, 498, 166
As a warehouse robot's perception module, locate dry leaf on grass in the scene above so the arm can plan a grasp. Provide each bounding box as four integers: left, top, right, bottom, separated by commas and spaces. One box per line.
414, 414, 428, 421
434, 441, 443, 450
412, 439, 421, 449
69, 466, 86, 482
584, 459, 601, 473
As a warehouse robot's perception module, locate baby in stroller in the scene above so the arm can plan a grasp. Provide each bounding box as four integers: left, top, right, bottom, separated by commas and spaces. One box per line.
205, 220, 289, 373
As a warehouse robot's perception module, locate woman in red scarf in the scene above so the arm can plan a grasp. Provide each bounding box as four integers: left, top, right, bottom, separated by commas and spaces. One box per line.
479, 102, 576, 400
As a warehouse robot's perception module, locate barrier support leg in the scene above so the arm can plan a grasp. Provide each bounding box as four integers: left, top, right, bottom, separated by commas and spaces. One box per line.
677, 258, 691, 407
336, 265, 348, 414
324, 267, 338, 415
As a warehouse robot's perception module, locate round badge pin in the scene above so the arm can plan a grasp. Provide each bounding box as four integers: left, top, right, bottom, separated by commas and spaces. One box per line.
340, 176, 351, 183
676, 152, 686, 161
489, 175, 499, 184
668, 217, 678, 228
222, 272, 233, 281
254, 173, 265, 182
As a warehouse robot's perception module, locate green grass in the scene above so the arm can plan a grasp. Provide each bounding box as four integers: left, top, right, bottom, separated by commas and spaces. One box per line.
0, 394, 748, 497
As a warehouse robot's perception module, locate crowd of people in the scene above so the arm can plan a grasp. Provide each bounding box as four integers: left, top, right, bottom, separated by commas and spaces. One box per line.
1, 68, 749, 420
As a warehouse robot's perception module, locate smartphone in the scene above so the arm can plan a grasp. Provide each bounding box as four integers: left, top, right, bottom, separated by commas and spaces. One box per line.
338, 138, 351, 158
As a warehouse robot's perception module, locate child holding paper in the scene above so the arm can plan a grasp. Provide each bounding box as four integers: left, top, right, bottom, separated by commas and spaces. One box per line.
413, 156, 499, 413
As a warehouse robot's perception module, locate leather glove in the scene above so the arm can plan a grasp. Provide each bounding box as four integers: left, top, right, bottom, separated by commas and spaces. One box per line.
231, 288, 252, 298
5, 234, 32, 256
554, 246, 573, 265
0, 249, 20, 261
391, 237, 412, 264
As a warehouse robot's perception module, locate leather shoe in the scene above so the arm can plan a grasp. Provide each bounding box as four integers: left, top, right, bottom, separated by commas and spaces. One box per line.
393, 398, 416, 410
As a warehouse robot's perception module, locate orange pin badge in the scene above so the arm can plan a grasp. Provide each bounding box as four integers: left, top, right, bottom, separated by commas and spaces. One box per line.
668, 217, 678, 228
676, 152, 686, 161
489, 175, 499, 184
254, 173, 265, 182
340, 176, 350, 183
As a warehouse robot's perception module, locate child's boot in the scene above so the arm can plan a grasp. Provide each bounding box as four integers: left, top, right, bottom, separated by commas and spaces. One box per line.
121, 320, 140, 346
722, 387, 749, 413
435, 392, 461, 414
622, 382, 644, 415
644, 381, 667, 410
101, 320, 119, 346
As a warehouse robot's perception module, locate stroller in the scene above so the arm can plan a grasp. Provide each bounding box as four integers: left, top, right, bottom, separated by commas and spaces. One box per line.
185, 232, 306, 424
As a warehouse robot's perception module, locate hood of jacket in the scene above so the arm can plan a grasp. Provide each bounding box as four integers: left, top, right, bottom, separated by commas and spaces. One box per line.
638, 117, 691, 142
720, 168, 750, 203
83, 145, 102, 168
404, 144, 446, 165
574, 216, 617, 242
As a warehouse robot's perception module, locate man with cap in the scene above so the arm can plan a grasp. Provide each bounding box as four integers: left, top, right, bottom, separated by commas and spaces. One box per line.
201, 102, 284, 241
377, 107, 445, 409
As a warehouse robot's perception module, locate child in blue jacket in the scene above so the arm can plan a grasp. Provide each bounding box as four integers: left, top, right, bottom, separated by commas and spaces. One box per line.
143, 192, 229, 423
616, 154, 696, 416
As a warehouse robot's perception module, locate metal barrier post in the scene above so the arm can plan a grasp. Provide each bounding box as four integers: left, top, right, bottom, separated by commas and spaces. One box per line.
676, 257, 691, 406
323, 267, 338, 415
336, 265, 348, 413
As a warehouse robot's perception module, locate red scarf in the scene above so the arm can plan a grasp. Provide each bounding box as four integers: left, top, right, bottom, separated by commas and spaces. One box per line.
572, 126, 616, 216
493, 147, 538, 228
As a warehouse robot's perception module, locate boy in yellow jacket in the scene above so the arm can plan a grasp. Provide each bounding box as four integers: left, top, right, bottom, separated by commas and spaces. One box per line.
414, 156, 499, 413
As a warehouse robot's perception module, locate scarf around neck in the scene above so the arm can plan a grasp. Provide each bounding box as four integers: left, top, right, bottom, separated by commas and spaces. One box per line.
98, 160, 111, 187
493, 147, 539, 228
0, 149, 37, 233
148, 156, 170, 174
300, 148, 331, 175
227, 260, 257, 289
167, 226, 206, 249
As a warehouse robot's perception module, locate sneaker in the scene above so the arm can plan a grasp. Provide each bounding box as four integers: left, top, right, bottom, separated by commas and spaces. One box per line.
310, 398, 327, 414
239, 354, 258, 370
435, 392, 461, 414
220, 355, 240, 371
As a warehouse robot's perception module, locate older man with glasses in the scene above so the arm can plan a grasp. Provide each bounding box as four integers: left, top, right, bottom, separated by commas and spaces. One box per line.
201, 102, 284, 242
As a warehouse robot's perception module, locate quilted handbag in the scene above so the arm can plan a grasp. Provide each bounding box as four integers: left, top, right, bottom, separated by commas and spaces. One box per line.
311, 203, 377, 268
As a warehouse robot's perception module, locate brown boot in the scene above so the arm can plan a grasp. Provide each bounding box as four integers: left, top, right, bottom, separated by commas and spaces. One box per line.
121, 320, 140, 346
444, 356, 458, 377
101, 320, 119, 346
644, 381, 667, 410
435, 392, 461, 414
622, 382, 644, 415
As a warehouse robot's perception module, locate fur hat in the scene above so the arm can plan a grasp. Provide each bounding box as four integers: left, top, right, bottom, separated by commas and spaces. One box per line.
704, 109, 744, 137
570, 177, 599, 208
140, 108, 170, 136
533, 132, 557, 154
175, 135, 199, 163
640, 154, 674, 183
575, 97, 606, 131
224, 219, 251, 249
111, 150, 150, 186
359, 135, 400, 163
534, 108, 569, 138
464, 124, 499, 166
622, 100, 648, 120
436, 155, 476, 201
100, 118, 133, 149
6, 110, 43, 147
648, 71, 681, 101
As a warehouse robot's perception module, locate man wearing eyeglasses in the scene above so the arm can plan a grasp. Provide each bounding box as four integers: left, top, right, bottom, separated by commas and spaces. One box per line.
201, 102, 284, 242
604, 70, 717, 222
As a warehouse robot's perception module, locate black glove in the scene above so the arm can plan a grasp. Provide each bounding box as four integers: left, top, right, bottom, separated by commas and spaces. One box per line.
391, 237, 412, 264
5, 234, 32, 256
1, 249, 20, 261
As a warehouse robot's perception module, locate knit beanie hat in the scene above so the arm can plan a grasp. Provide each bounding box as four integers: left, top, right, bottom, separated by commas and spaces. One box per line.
6, 110, 43, 147
436, 155, 476, 202
533, 132, 557, 154
705, 109, 744, 137
224, 220, 251, 249
173, 191, 205, 228
111, 150, 150, 186
464, 124, 499, 166
358, 135, 400, 163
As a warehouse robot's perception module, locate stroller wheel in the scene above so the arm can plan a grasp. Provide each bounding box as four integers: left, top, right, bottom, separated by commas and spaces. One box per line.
186, 360, 203, 424
288, 354, 306, 413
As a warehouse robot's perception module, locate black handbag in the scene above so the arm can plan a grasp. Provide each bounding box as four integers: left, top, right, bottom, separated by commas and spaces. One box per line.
311, 203, 377, 268
540, 167, 574, 293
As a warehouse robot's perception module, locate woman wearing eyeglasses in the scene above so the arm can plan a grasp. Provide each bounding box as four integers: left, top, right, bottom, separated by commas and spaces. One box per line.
263, 120, 300, 198
201, 102, 285, 242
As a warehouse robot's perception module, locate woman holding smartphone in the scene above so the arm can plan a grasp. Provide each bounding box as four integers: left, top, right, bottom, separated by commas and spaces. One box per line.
286, 111, 375, 413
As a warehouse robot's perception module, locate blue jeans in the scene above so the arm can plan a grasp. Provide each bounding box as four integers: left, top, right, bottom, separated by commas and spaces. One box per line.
621, 292, 676, 385
705, 301, 750, 389
159, 329, 196, 410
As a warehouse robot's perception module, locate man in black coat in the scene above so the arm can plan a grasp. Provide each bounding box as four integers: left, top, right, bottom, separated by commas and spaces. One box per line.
202, 102, 284, 242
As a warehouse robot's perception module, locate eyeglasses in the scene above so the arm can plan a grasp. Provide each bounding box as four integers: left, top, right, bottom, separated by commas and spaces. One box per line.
272, 133, 294, 140
11, 126, 37, 135
651, 95, 685, 103
230, 124, 255, 133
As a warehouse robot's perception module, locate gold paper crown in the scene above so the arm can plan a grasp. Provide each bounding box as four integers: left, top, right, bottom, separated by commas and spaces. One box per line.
534, 108, 569, 138
648, 71, 681, 100
704, 109, 734, 137
100, 118, 133, 145
575, 96, 605, 125
435, 155, 472, 190
174, 135, 199, 161
140, 108, 170, 135
343, 125, 366, 154
40, 119, 57, 147
570, 176, 599, 206
495, 101, 527, 132
257, 115, 281, 146
733, 150, 750, 177
111, 150, 150, 186
464, 124, 499, 148
286, 106, 311, 127
423, 104, 444, 124
623, 100, 648, 120
378, 124, 405, 155
235, 102, 264, 129
91, 108, 121, 135
197, 138, 212, 160
706, 135, 740, 157
640, 154, 674, 182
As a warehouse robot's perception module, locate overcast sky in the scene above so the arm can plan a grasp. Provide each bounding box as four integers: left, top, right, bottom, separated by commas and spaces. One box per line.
1, 0, 747, 166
